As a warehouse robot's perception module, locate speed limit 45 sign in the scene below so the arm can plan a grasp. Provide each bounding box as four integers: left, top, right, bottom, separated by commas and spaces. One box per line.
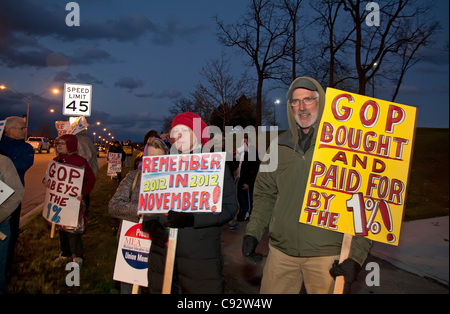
63, 83, 92, 116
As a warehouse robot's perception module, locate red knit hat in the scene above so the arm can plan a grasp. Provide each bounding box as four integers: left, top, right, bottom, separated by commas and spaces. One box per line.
58, 134, 78, 154
171, 112, 209, 146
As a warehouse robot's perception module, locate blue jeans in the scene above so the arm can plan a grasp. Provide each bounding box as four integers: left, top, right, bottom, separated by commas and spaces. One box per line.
0, 219, 11, 294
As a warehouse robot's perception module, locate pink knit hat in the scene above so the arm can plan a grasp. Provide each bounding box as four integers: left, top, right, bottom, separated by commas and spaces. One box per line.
171, 112, 209, 146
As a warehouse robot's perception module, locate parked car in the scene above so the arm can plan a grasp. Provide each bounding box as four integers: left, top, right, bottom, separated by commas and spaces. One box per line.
94, 144, 106, 157
26, 136, 51, 153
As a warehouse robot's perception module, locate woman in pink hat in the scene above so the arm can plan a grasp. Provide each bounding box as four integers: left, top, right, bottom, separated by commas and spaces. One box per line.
143, 112, 239, 294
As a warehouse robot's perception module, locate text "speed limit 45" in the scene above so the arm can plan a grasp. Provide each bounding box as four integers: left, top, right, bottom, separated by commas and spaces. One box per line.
63, 82, 92, 117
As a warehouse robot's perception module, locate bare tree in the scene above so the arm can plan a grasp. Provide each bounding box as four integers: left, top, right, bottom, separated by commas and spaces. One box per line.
342, 0, 439, 96
195, 53, 250, 131
389, 17, 439, 101
215, 0, 293, 126
165, 54, 249, 131
163, 97, 197, 131
309, 0, 357, 88
279, 0, 304, 82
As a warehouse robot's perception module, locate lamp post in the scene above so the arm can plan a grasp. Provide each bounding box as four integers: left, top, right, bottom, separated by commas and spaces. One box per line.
0, 85, 59, 138
274, 99, 281, 125
372, 62, 378, 97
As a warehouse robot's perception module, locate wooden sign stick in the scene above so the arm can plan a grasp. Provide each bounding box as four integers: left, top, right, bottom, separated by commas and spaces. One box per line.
131, 284, 140, 294
162, 228, 178, 294
333, 233, 352, 294
131, 216, 144, 294
50, 222, 56, 239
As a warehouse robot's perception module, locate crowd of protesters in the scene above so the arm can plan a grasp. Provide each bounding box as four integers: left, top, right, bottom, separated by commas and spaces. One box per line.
1, 77, 371, 295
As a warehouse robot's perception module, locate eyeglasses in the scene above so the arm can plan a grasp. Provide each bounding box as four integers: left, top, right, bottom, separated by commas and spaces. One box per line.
11, 126, 27, 131
290, 97, 317, 107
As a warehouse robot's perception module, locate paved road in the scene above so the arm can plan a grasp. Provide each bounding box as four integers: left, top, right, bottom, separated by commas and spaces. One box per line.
222, 221, 449, 294
20, 149, 108, 218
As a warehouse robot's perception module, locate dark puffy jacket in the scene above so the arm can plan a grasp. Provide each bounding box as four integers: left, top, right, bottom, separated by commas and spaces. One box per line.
145, 164, 238, 294
0, 136, 34, 185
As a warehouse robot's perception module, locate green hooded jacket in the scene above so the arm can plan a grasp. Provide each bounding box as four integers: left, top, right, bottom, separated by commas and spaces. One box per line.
245, 77, 371, 265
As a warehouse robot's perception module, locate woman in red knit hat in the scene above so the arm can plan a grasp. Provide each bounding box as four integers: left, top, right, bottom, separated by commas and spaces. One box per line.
49, 134, 96, 266
169, 112, 210, 154
143, 112, 239, 294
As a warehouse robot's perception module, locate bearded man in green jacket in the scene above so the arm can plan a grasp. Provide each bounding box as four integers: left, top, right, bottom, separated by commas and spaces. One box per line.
242, 77, 372, 294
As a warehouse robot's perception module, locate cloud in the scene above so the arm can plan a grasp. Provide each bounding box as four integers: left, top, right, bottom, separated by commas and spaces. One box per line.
149, 17, 210, 46
52, 71, 105, 86
0, 1, 208, 69
158, 89, 182, 99
0, 1, 208, 43
0, 1, 155, 42
0, 31, 115, 68
114, 77, 144, 92
136, 89, 182, 99
71, 47, 115, 65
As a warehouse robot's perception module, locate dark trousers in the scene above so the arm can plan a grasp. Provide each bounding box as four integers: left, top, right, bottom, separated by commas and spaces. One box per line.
60, 231, 83, 258
237, 188, 253, 221
7, 204, 21, 267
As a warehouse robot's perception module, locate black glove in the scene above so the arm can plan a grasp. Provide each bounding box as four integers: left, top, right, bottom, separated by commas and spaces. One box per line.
142, 219, 168, 248
329, 258, 361, 294
242, 235, 262, 264
166, 211, 194, 228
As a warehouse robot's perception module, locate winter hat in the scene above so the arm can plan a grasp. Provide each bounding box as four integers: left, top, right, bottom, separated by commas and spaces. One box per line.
286, 77, 319, 101
171, 112, 209, 146
58, 134, 78, 154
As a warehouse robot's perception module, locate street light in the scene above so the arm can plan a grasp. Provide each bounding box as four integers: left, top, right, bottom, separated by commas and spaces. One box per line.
274, 99, 281, 125
371, 62, 378, 97
0, 85, 59, 138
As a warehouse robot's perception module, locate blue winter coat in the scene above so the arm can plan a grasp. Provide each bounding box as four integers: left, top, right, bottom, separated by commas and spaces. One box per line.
0, 136, 34, 185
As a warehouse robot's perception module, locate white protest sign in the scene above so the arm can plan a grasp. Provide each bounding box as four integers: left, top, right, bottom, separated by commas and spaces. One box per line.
0, 180, 15, 206
63, 83, 92, 117
138, 152, 226, 214
42, 160, 84, 228
107, 153, 122, 176
68, 116, 89, 135
113, 220, 151, 287
55, 121, 70, 137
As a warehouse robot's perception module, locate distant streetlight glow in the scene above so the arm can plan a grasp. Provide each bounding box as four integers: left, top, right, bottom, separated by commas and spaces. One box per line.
0, 85, 60, 137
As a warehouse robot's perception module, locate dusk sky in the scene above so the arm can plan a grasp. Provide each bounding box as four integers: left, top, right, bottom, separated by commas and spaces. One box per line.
0, 0, 448, 142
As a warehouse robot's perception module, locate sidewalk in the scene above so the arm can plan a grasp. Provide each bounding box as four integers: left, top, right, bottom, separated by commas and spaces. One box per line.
221, 216, 449, 294
371, 216, 449, 286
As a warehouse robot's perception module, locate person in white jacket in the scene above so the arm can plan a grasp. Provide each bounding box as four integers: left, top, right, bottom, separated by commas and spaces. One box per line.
0, 153, 25, 294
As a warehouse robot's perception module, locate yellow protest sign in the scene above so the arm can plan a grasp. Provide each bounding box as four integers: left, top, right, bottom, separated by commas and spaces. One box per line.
300, 88, 417, 246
